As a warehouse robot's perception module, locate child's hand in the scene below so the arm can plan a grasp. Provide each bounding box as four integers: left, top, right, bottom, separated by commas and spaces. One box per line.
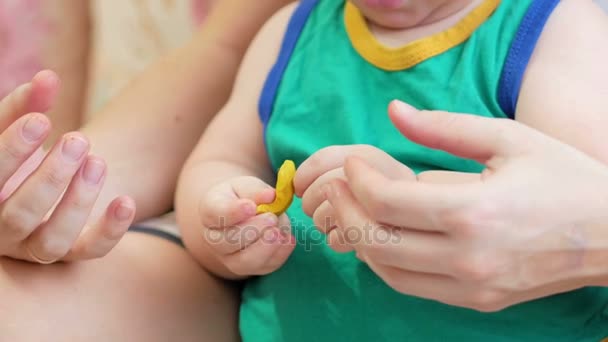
199, 176, 296, 278
294, 145, 416, 252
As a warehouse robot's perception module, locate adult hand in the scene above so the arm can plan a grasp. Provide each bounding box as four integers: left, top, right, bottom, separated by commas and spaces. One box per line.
0, 70, 135, 264
323, 100, 608, 311
295, 145, 416, 252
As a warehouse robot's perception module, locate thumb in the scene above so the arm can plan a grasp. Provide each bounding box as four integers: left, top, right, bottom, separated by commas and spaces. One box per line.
0, 70, 60, 131
232, 176, 275, 204
388, 100, 530, 163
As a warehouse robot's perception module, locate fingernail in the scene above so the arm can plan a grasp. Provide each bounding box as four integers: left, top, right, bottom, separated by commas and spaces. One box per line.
83, 158, 105, 185
392, 100, 417, 115
263, 213, 279, 226
61, 135, 88, 162
115, 203, 134, 221
22, 115, 48, 142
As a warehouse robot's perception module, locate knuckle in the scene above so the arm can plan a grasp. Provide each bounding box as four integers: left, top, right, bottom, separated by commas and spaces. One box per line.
40, 167, 69, 191
468, 290, 505, 312
0, 139, 29, 162
452, 254, 496, 283
439, 202, 497, 238
66, 195, 94, 213
37, 237, 71, 260
0, 205, 37, 237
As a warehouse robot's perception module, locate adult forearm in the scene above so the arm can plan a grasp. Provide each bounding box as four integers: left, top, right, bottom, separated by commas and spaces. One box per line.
81, 41, 237, 222
80, 0, 292, 223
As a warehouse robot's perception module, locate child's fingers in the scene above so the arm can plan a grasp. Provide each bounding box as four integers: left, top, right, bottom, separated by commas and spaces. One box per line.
199, 185, 256, 228
231, 176, 275, 201
223, 226, 295, 277
205, 213, 278, 255
254, 188, 276, 205
200, 177, 274, 229
63, 196, 135, 261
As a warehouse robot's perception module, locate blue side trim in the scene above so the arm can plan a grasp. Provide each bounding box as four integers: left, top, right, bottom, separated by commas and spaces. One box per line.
259, 0, 319, 126
497, 0, 561, 119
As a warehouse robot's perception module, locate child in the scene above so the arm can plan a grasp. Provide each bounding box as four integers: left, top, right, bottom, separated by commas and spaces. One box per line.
176, 0, 608, 340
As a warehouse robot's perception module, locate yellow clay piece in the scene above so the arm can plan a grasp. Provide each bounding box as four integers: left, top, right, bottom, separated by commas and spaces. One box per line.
257, 160, 296, 216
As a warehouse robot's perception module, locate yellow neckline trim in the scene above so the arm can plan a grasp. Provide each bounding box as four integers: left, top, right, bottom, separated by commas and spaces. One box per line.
344, 0, 501, 71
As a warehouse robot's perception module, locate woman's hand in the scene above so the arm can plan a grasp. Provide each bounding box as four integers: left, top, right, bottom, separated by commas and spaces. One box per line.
322, 100, 608, 311
0, 71, 135, 264
295, 144, 416, 252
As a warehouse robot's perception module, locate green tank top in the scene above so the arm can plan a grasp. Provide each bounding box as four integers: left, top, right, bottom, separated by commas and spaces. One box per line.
241, 0, 608, 340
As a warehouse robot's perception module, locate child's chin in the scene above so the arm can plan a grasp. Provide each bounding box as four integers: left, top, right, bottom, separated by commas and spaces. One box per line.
368, 12, 414, 30
362, 0, 404, 10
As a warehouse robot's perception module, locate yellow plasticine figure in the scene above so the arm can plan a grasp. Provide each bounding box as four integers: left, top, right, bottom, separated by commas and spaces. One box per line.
257, 160, 296, 216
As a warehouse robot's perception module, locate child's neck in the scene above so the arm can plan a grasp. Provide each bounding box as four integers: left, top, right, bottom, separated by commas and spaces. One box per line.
365, 0, 483, 48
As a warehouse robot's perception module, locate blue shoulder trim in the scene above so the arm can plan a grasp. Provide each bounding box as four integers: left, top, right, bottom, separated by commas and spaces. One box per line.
497, 0, 561, 119
259, 0, 319, 126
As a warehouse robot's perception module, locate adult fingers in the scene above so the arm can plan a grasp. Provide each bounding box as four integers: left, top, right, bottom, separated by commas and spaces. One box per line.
312, 200, 337, 234
0, 133, 89, 244
388, 100, 536, 163
0, 113, 50, 191
344, 157, 474, 232
63, 196, 135, 261
24, 156, 107, 262
0, 70, 60, 130
295, 144, 414, 197
302, 168, 344, 217
325, 178, 452, 273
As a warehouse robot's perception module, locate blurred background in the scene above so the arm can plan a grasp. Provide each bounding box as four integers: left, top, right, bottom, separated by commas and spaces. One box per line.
0, 0, 606, 138
0, 0, 216, 139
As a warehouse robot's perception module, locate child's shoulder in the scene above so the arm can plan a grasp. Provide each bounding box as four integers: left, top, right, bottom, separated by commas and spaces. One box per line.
518, 0, 607, 105
264, 2, 300, 35
513, 0, 608, 158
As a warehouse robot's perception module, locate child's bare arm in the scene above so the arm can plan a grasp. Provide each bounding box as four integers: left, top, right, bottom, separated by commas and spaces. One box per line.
516, 0, 608, 162
175, 4, 297, 279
